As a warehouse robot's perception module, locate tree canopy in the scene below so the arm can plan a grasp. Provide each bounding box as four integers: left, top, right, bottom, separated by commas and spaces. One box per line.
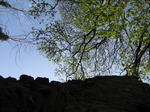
1, 0, 149, 81
29, 0, 150, 80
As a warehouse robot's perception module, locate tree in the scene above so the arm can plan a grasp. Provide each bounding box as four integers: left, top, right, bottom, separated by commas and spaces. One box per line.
0, 0, 34, 44
30, 0, 149, 81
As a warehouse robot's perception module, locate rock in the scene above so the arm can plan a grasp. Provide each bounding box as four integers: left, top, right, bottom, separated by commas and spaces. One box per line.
35, 77, 49, 85
0, 75, 149, 112
6, 77, 17, 83
0, 75, 4, 87
19, 74, 34, 83
0, 75, 4, 80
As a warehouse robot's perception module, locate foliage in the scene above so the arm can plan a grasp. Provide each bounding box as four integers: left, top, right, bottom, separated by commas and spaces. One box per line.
0, 27, 9, 41
0, 0, 35, 44
0, 1, 11, 8
30, 0, 150, 80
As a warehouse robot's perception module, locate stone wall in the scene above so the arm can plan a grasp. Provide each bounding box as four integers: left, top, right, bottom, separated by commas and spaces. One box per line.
0, 75, 150, 112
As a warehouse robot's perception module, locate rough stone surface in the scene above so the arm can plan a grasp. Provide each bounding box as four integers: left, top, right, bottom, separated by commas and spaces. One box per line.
0, 75, 150, 112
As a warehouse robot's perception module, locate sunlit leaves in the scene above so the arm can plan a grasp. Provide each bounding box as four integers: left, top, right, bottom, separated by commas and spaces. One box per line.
29, 0, 150, 81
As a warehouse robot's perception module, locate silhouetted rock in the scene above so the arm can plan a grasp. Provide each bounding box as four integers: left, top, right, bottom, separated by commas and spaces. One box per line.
0, 75, 4, 82
6, 77, 17, 83
19, 74, 34, 83
0, 75, 150, 112
35, 77, 49, 85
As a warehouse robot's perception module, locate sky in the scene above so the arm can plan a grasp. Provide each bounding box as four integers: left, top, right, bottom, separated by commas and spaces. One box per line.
0, 0, 59, 81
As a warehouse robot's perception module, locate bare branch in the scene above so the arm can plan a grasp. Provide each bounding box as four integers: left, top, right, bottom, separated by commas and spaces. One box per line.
0, 1, 28, 13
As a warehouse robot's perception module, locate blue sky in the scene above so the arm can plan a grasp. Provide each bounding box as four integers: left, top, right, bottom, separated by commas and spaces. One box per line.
0, 0, 59, 81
